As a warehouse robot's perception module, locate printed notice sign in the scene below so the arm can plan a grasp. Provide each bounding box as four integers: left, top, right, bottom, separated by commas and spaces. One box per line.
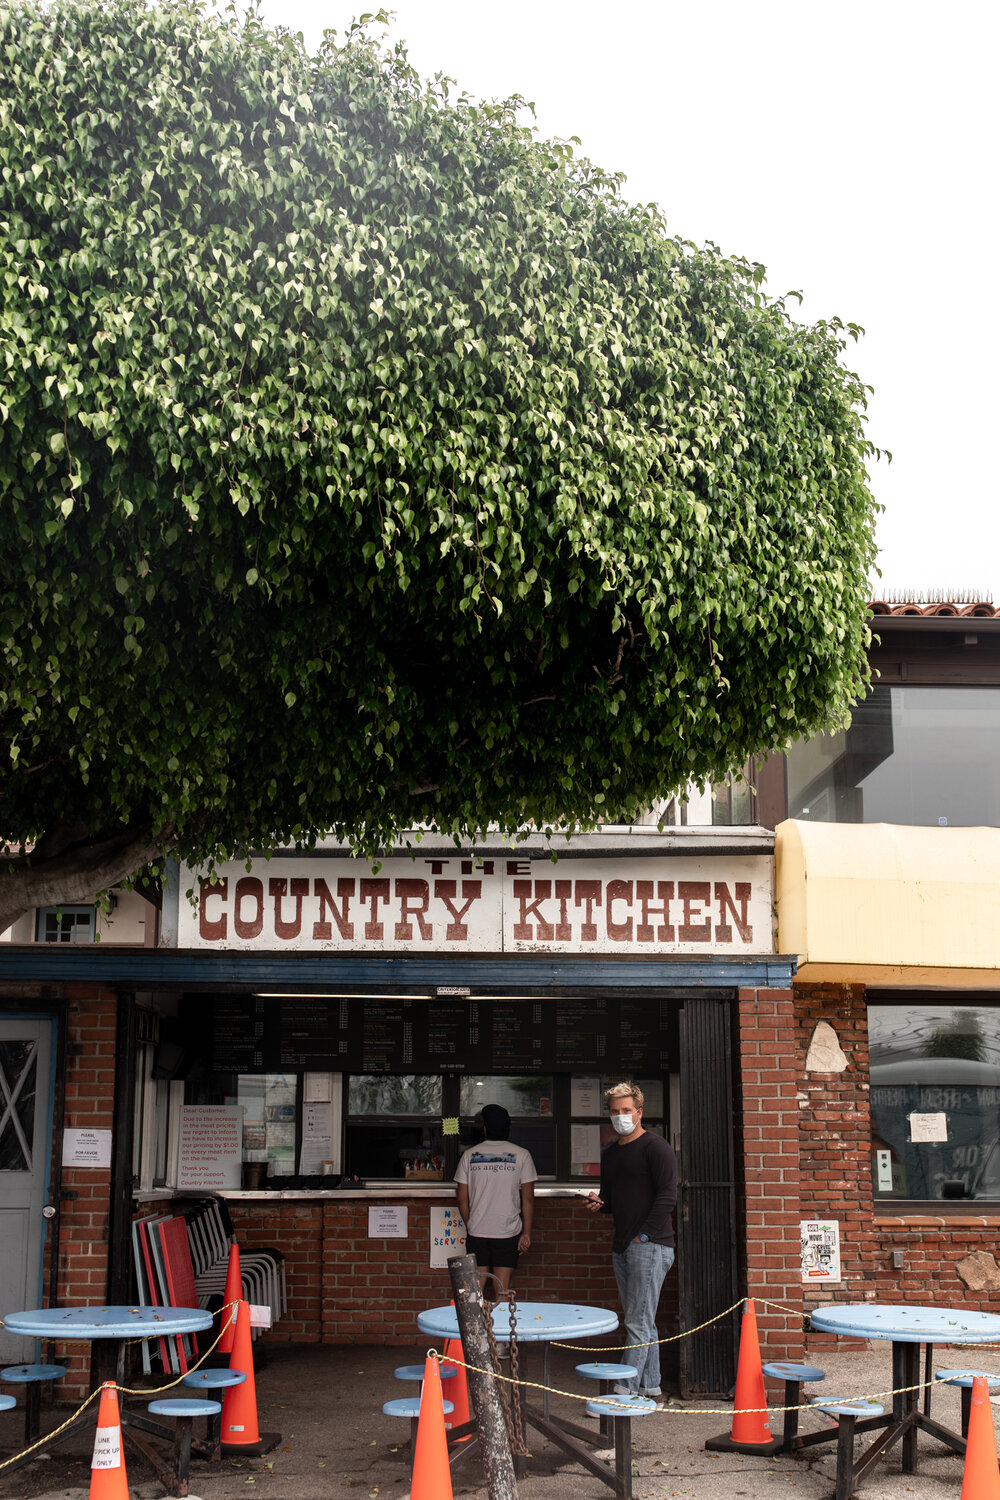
176, 1106, 243, 1189
63, 1128, 112, 1169
909, 1112, 948, 1143
368, 1205, 408, 1238
801, 1219, 842, 1283
91, 1425, 122, 1469
430, 1206, 466, 1268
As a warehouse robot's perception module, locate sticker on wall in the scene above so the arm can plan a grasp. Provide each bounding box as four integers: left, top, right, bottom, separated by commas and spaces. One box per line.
430, 1206, 467, 1268
875, 1149, 894, 1193
801, 1219, 842, 1283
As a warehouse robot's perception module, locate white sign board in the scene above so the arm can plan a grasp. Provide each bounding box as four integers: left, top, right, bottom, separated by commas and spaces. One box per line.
429, 1206, 466, 1268
179, 853, 772, 955
63, 1128, 112, 1169
176, 1106, 243, 1190
801, 1219, 842, 1283
909, 1112, 948, 1143
368, 1205, 408, 1238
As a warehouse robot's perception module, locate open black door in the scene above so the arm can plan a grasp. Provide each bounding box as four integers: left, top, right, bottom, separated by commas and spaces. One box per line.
677, 995, 739, 1396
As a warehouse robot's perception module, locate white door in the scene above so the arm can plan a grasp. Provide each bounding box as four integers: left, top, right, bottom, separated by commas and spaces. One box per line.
0, 1018, 55, 1361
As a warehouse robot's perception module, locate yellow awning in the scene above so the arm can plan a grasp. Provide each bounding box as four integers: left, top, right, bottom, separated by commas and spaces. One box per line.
775, 820, 1000, 987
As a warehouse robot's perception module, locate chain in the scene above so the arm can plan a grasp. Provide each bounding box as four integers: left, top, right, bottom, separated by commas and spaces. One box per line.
505, 1287, 527, 1457
480, 1277, 528, 1457
481, 1291, 517, 1454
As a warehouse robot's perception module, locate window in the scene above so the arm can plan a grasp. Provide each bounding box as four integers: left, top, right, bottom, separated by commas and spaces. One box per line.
132, 1022, 182, 1190
788, 686, 1000, 826
869, 1003, 1000, 1201
36, 905, 95, 943
711, 763, 756, 825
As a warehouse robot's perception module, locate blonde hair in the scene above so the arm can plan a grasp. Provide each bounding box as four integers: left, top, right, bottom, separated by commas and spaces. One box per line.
604, 1081, 644, 1109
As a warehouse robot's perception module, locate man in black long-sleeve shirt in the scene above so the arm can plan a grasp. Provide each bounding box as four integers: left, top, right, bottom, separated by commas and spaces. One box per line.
584, 1081, 677, 1400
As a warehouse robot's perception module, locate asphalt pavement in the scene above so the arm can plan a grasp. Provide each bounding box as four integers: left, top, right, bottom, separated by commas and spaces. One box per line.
0, 1342, 991, 1500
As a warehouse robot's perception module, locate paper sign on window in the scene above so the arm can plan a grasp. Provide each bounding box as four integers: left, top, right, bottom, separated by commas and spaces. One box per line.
908, 1112, 948, 1143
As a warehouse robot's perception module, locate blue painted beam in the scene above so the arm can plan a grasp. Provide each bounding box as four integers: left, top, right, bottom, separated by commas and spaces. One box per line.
0, 948, 795, 990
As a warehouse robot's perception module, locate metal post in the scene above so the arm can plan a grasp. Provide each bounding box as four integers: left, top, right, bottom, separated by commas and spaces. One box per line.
448, 1253, 518, 1500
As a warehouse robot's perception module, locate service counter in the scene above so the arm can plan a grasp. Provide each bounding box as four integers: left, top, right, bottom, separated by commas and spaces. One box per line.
213, 1183, 638, 1346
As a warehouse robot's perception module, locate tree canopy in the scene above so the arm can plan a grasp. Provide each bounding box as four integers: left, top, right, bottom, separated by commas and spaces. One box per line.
0, 0, 879, 927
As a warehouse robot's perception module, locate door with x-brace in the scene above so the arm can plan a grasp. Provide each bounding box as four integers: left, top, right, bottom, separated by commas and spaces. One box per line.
0, 1017, 54, 1361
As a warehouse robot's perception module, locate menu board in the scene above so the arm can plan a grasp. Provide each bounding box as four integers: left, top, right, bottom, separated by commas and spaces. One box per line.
212, 996, 270, 1070
362, 999, 416, 1072
492, 1000, 546, 1071
555, 997, 610, 1068
619, 997, 673, 1073
278, 998, 339, 1066
207, 993, 674, 1075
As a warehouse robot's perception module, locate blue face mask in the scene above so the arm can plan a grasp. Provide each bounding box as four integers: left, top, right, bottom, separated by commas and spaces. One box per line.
610, 1112, 634, 1135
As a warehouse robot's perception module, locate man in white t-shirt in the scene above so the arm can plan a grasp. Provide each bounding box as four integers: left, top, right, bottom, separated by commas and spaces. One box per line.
454, 1104, 536, 1296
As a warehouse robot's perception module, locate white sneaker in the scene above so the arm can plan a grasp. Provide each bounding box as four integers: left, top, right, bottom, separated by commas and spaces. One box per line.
612, 1383, 637, 1396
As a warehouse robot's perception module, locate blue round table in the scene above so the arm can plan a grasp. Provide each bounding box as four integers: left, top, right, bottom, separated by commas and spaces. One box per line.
808, 1303, 1000, 1496
1, 1305, 216, 1480
418, 1301, 619, 1343
418, 1302, 623, 1491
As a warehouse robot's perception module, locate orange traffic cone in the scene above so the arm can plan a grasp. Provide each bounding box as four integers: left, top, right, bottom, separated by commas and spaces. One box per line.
220, 1299, 281, 1456
218, 1240, 243, 1356
89, 1383, 129, 1500
961, 1376, 1000, 1499
442, 1336, 472, 1441
410, 1355, 454, 1500
705, 1299, 781, 1454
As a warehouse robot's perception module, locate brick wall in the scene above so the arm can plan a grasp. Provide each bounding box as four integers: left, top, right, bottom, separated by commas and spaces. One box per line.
49, 986, 118, 1399
735, 986, 803, 1363
229, 1195, 663, 1356
794, 982, 1000, 1352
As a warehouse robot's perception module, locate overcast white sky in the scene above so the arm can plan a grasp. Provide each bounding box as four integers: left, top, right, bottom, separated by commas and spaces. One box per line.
256, 0, 1000, 601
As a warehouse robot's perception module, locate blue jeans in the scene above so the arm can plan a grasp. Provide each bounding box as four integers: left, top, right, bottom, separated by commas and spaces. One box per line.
611, 1241, 675, 1394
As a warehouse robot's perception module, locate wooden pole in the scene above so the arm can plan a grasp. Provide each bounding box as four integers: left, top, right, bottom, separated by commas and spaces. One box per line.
447, 1253, 518, 1500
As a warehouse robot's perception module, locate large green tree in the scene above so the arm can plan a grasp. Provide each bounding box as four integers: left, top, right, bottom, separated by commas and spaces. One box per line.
0, 0, 879, 929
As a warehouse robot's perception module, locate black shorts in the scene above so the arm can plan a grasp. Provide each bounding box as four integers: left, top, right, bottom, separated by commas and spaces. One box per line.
466, 1233, 520, 1270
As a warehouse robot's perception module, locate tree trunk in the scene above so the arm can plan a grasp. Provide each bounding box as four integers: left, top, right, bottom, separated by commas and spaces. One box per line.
448, 1253, 518, 1500
0, 827, 158, 935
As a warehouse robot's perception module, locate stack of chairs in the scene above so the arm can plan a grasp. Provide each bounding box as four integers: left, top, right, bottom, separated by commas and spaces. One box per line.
179, 1195, 287, 1340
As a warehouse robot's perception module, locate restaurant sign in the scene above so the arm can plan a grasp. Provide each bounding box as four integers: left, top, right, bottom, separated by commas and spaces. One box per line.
179, 853, 772, 955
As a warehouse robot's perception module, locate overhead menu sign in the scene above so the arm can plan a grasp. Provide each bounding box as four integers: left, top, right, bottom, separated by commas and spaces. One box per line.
178, 853, 771, 955
208, 992, 679, 1075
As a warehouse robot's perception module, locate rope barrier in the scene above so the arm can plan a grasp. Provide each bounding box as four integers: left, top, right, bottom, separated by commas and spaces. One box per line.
0, 1298, 240, 1472
551, 1294, 799, 1352
431, 1344, 961, 1417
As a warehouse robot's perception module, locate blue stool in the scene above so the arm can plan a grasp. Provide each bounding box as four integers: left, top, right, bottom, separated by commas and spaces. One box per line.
394, 1363, 456, 1382
585, 1395, 656, 1499
1, 1363, 67, 1443
180, 1368, 246, 1458
934, 1368, 1000, 1436
576, 1362, 639, 1437
0, 1394, 15, 1411
148, 1396, 222, 1496
762, 1360, 825, 1452
811, 1398, 884, 1500
383, 1395, 454, 1466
